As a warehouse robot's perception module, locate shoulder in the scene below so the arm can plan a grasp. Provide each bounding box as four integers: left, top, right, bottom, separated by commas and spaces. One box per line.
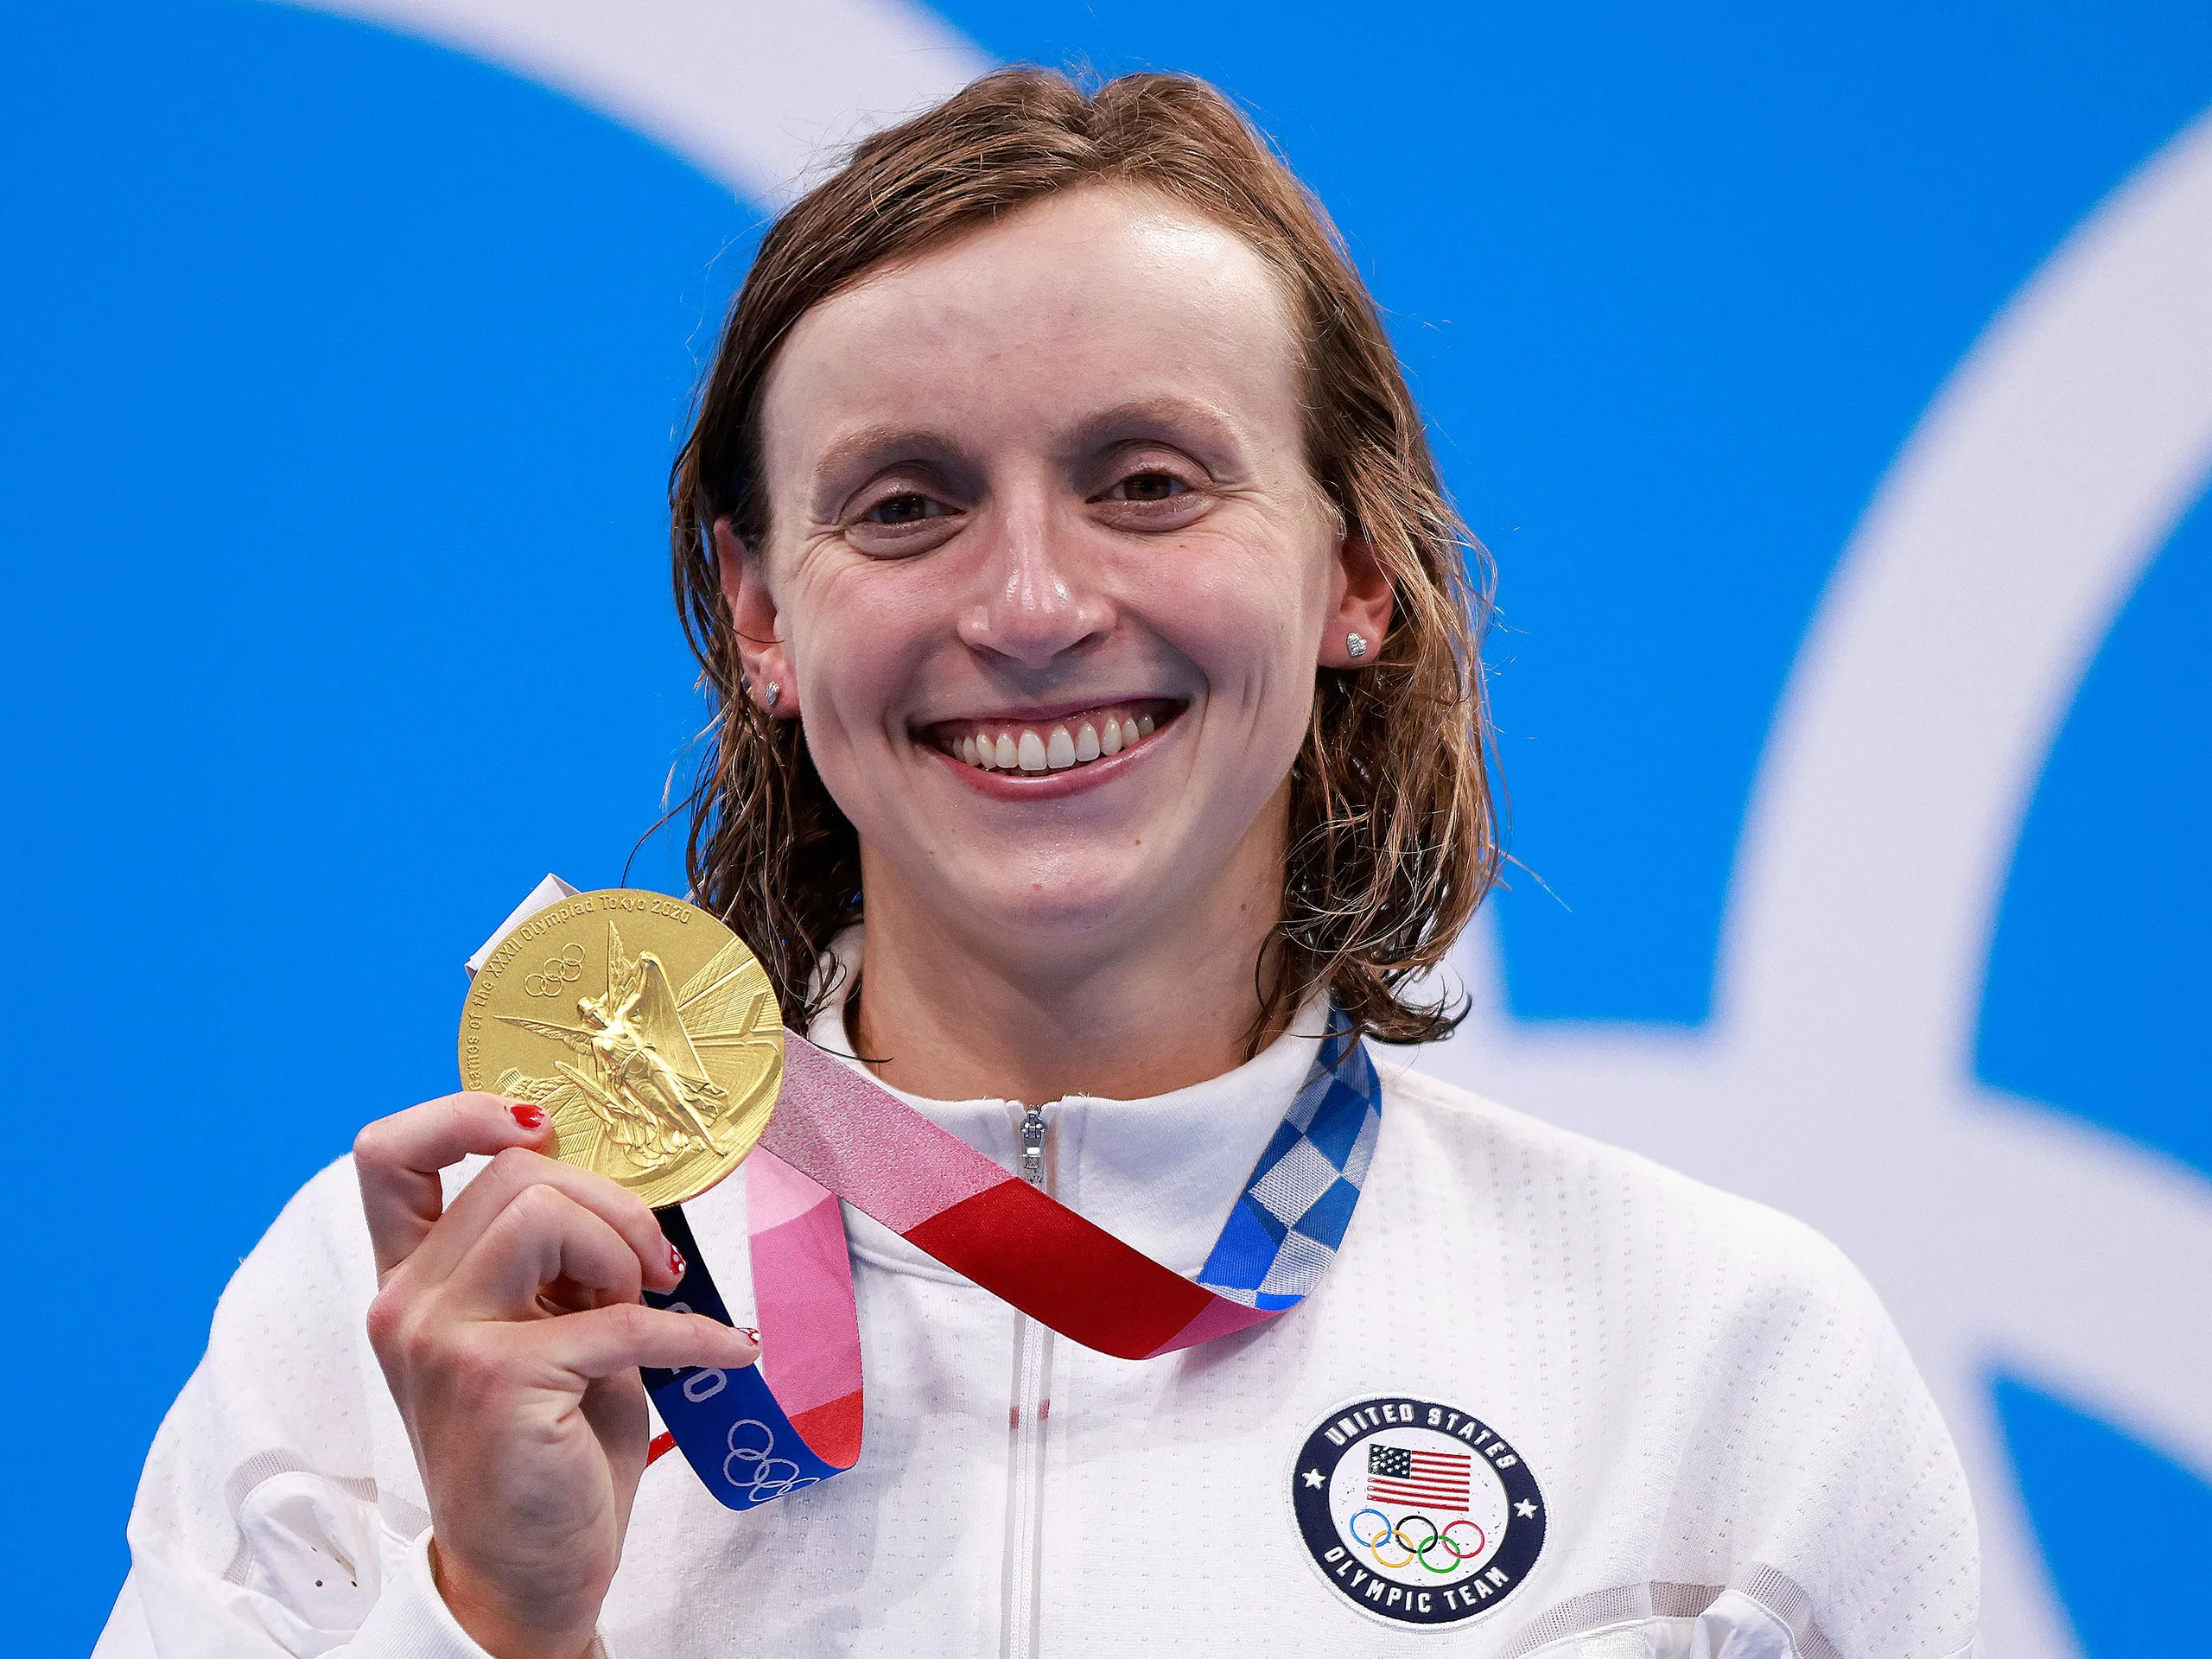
1374, 1058, 1871, 1301
1366, 1058, 1912, 1395
249, 1153, 378, 1276
1371, 1063, 1978, 1653
207, 1154, 381, 1361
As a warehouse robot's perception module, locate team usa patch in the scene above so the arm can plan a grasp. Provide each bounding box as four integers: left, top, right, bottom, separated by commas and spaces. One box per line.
1289, 1395, 1546, 1628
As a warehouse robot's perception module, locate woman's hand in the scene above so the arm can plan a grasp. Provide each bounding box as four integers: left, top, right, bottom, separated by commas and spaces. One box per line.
355, 1094, 760, 1659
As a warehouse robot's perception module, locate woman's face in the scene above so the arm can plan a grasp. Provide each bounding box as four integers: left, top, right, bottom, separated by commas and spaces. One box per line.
728, 185, 1389, 981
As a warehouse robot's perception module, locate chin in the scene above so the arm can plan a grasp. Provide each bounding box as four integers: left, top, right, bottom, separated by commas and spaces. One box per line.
946, 843, 1165, 943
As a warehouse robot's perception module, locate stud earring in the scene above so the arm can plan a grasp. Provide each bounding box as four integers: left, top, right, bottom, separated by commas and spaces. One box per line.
763, 681, 781, 710
1345, 632, 1370, 660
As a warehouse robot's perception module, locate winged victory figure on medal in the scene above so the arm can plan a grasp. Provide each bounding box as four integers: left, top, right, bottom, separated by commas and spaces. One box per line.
493, 919, 779, 1174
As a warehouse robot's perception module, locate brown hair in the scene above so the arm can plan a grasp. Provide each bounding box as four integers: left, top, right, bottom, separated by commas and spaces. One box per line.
670, 67, 1500, 1046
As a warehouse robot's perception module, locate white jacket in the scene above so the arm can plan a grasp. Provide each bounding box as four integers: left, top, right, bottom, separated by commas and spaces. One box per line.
96, 964, 1978, 1658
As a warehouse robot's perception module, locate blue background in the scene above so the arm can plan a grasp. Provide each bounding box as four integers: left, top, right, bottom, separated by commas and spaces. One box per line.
3, 1, 2206, 1651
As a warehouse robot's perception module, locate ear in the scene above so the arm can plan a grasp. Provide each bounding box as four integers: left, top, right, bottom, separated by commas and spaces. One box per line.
715, 518, 799, 717
1317, 531, 1395, 669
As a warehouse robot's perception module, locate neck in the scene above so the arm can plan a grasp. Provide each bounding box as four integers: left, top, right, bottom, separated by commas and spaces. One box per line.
848, 819, 1289, 1106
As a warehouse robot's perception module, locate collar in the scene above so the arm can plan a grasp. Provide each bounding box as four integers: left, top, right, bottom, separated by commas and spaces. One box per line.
804, 926, 1336, 1283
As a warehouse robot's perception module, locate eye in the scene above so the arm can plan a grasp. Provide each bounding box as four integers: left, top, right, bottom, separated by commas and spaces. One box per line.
863, 492, 947, 525
1105, 470, 1188, 503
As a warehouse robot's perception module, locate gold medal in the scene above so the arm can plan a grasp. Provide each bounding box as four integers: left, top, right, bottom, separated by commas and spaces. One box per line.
458, 889, 784, 1209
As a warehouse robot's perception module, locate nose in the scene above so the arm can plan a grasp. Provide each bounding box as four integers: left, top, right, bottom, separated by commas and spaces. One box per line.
956, 489, 1112, 669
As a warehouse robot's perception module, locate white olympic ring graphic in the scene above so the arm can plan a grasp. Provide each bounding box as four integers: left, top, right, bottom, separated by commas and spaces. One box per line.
724, 1417, 819, 1505
524, 942, 586, 997
1417, 109, 2212, 1659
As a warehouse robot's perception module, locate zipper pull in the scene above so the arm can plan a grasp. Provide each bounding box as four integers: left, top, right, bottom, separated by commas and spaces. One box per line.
1019, 1106, 1047, 1187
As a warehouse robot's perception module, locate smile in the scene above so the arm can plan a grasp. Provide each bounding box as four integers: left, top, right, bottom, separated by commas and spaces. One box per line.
922, 701, 1183, 775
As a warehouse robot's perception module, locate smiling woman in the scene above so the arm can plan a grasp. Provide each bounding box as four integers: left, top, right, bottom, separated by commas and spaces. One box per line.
100, 67, 1980, 1659
674, 71, 1499, 1096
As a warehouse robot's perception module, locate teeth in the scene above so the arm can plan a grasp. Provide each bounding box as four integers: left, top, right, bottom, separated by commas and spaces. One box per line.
944, 711, 1165, 772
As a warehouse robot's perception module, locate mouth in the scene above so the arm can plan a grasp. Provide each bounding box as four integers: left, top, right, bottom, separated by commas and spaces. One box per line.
918, 698, 1185, 776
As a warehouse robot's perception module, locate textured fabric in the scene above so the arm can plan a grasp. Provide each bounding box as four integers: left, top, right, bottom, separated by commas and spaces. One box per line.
95, 944, 1979, 1658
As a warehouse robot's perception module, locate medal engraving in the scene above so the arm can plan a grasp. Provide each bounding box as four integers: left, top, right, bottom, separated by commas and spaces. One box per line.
460, 890, 783, 1208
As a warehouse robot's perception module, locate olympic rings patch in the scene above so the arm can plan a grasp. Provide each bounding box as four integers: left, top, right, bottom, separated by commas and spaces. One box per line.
1288, 1394, 1546, 1628
1345, 1509, 1485, 1573
524, 942, 586, 998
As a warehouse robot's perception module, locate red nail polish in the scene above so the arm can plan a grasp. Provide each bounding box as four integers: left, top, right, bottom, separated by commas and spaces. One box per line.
741, 1326, 760, 1345
509, 1103, 547, 1131
667, 1243, 686, 1277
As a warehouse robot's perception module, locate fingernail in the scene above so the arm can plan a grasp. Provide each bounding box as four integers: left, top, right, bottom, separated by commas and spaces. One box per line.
667, 1243, 686, 1278
741, 1326, 760, 1345
509, 1103, 547, 1131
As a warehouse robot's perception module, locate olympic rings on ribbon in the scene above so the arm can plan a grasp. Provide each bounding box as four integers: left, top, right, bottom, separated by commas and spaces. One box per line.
1346, 1510, 1491, 1574
524, 942, 586, 997
722, 1418, 814, 1504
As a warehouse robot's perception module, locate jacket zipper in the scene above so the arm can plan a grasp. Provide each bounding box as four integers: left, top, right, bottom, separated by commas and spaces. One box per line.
1001, 1105, 1054, 1659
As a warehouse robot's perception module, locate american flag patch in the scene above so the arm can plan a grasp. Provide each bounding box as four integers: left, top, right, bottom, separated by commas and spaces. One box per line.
1366, 1443, 1472, 1511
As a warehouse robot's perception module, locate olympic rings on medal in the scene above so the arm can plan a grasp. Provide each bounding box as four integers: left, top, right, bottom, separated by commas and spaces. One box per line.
722, 1418, 816, 1504
1345, 1510, 1490, 1574
524, 942, 586, 998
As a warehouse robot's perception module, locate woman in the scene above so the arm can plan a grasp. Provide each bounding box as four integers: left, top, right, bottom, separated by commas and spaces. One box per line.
99, 69, 1979, 1659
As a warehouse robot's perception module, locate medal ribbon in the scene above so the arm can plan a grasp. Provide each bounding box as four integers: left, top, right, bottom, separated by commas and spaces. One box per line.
640, 1014, 1379, 1510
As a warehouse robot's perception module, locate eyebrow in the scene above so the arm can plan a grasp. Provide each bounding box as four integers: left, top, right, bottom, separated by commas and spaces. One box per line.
1052, 395, 1247, 467
804, 423, 973, 519
810, 423, 965, 486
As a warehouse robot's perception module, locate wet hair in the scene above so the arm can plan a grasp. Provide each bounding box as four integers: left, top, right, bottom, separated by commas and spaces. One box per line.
670, 67, 1500, 1047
